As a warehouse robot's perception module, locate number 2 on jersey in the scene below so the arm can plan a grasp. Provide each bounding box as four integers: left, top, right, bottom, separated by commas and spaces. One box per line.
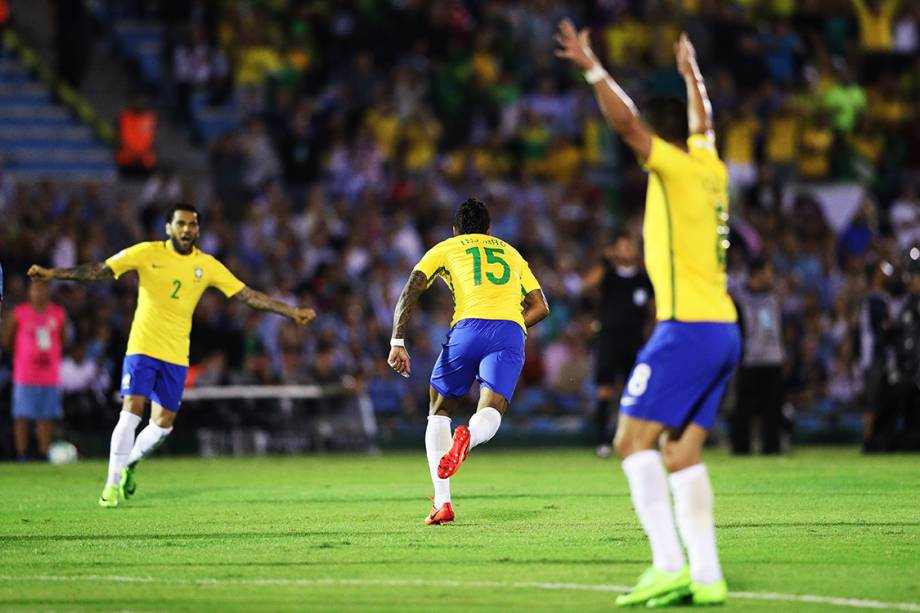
465, 247, 510, 286
171, 280, 182, 299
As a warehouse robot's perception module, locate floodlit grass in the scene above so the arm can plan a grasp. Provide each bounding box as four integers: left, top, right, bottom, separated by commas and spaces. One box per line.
1, 448, 918, 611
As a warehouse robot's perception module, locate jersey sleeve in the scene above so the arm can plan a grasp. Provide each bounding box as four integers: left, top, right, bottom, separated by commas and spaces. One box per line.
413, 243, 446, 285
208, 257, 245, 298
105, 243, 151, 279
644, 136, 690, 176
520, 260, 541, 294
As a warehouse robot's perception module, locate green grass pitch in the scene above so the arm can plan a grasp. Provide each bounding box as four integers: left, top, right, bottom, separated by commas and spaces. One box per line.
1, 447, 918, 611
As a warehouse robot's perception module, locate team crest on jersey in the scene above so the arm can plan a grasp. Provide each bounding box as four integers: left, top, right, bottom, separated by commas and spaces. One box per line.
194, 267, 203, 281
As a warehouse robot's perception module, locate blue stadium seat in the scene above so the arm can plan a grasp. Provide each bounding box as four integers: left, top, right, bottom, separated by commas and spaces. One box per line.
0, 53, 116, 180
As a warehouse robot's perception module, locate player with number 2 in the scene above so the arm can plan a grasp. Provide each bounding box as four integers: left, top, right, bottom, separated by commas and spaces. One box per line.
28, 203, 316, 507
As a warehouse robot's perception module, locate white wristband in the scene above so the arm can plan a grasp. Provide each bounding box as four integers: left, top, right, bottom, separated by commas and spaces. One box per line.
390, 338, 405, 348
584, 63, 607, 85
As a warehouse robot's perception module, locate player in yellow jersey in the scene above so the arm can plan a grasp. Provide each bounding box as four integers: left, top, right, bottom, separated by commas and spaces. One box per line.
28, 203, 316, 508
387, 198, 549, 525
557, 21, 740, 607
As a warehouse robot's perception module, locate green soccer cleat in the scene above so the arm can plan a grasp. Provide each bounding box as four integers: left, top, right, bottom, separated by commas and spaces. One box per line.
98, 484, 122, 508
646, 579, 728, 607
615, 565, 690, 607
120, 466, 137, 499
690, 579, 728, 606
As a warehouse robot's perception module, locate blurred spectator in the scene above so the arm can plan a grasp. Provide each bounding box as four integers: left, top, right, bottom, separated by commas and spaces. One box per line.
116, 94, 158, 178
732, 260, 786, 454
2, 281, 67, 461
5, 0, 920, 447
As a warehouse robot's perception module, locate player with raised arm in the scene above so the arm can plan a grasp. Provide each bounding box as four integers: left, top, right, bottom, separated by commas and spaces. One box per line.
557, 22, 740, 607
388, 198, 549, 525
28, 203, 316, 508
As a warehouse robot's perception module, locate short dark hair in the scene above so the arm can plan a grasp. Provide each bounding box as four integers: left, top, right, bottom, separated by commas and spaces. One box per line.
166, 202, 199, 224
612, 229, 633, 244
454, 198, 490, 235
642, 96, 689, 144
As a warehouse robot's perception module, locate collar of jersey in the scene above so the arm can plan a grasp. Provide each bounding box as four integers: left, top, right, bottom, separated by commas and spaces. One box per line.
164, 240, 198, 257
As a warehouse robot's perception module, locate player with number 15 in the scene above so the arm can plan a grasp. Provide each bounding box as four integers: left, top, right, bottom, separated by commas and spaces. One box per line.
388, 198, 549, 525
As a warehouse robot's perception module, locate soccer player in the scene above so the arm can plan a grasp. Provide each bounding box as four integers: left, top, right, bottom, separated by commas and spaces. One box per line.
28, 203, 316, 507
388, 198, 549, 525
557, 22, 740, 606
2, 280, 67, 462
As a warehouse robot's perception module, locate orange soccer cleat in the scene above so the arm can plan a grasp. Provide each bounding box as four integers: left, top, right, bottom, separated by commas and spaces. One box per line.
437, 425, 471, 479
424, 501, 455, 525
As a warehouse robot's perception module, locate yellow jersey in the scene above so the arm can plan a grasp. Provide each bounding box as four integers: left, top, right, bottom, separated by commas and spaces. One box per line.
413, 234, 541, 332
643, 135, 737, 323
105, 241, 246, 366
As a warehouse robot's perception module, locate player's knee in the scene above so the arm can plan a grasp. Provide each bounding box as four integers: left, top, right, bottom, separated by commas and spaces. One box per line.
151, 407, 176, 428
614, 434, 645, 460
662, 443, 700, 472
479, 390, 509, 414
122, 396, 145, 416
430, 405, 454, 419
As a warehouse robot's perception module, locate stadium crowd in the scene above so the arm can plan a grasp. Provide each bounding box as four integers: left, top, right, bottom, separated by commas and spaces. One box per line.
3, 0, 920, 448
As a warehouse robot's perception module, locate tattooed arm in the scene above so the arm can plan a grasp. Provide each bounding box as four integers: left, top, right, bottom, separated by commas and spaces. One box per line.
388, 270, 429, 377
522, 288, 550, 329
28, 263, 115, 282
234, 286, 316, 325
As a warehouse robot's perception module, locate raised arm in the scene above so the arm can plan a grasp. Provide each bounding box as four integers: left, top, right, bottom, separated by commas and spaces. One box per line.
234, 286, 316, 325
28, 263, 114, 282
555, 19, 652, 160
522, 288, 550, 328
675, 32, 714, 142
388, 270, 429, 377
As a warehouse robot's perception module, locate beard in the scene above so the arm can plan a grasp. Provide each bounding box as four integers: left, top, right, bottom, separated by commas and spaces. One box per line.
170, 234, 197, 255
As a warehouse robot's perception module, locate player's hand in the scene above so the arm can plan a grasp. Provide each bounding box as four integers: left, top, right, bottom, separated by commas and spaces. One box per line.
27, 265, 53, 281
675, 32, 698, 78
554, 19, 598, 72
388, 346, 411, 378
292, 308, 317, 326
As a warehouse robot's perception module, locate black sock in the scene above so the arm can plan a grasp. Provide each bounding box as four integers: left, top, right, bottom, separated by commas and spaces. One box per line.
596, 398, 612, 445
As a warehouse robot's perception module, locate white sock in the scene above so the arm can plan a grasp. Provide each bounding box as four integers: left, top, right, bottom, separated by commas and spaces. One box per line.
106, 411, 142, 486
622, 450, 686, 573
468, 407, 501, 448
669, 463, 722, 584
127, 422, 173, 467
425, 415, 452, 507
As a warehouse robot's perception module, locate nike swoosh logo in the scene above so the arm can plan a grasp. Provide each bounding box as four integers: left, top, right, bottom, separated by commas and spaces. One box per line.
621, 397, 637, 406
151, 264, 163, 268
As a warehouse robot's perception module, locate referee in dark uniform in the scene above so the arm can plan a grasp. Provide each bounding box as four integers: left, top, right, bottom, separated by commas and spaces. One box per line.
582, 231, 654, 458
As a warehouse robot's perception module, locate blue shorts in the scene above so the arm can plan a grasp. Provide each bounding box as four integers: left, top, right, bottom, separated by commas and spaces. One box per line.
12, 385, 62, 420
430, 318, 526, 401
620, 321, 741, 431
121, 354, 188, 412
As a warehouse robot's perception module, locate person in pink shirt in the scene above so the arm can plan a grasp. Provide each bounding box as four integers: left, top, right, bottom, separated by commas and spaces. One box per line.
1, 280, 67, 461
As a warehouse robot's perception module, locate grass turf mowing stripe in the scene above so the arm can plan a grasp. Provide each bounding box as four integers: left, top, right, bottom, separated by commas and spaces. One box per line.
2, 575, 918, 611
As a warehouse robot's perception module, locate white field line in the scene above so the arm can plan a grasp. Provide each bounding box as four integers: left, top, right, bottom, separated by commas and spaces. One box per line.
0, 575, 918, 611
